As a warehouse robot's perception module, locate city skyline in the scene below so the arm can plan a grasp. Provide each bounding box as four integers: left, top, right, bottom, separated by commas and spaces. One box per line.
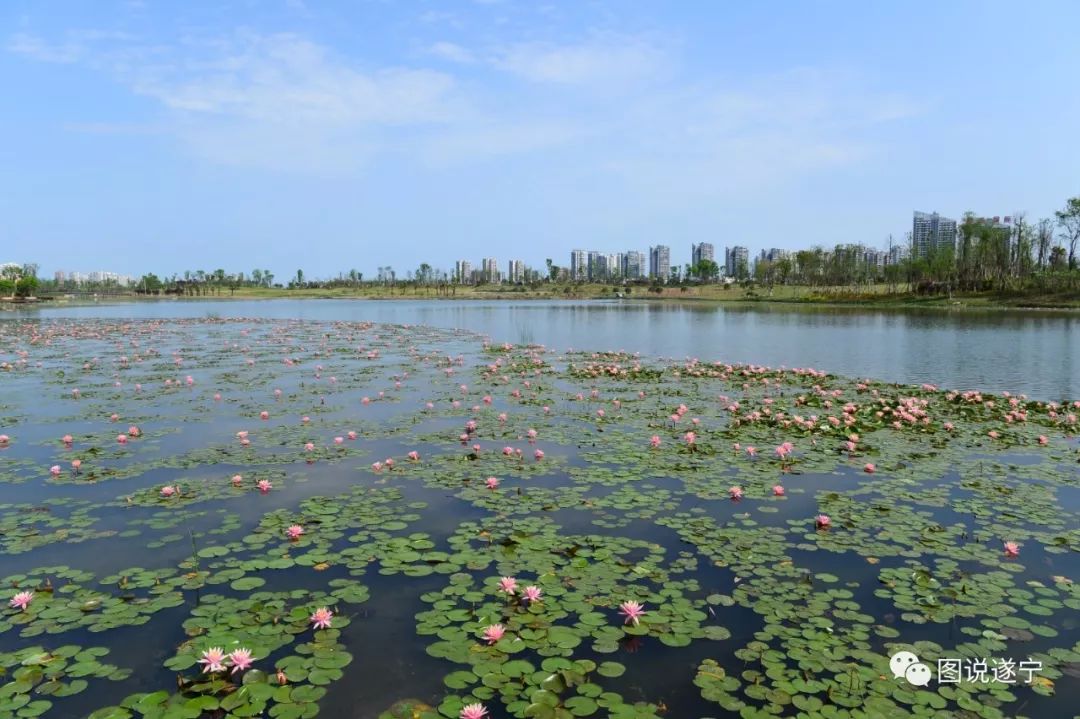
4, 2, 1080, 278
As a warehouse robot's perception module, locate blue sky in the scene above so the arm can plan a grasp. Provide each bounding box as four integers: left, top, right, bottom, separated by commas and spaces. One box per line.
3, 0, 1079, 280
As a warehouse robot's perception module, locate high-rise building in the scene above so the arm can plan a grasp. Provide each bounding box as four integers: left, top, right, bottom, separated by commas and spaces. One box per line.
912, 211, 957, 259
507, 259, 525, 284
570, 250, 587, 281
54, 271, 65, 283
725, 246, 749, 278
481, 258, 499, 283
455, 260, 473, 284
623, 251, 645, 280
691, 242, 715, 266
648, 245, 671, 281
587, 251, 602, 281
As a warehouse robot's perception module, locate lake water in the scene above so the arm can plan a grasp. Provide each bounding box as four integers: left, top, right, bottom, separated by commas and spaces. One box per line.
1, 312, 1078, 718
11, 298, 1080, 399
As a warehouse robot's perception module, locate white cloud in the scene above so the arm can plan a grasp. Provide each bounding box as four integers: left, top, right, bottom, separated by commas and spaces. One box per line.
7, 32, 82, 63
427, 41, 475, 64
493, 35, 665, 86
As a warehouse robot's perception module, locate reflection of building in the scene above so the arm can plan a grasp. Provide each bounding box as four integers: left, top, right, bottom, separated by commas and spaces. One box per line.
570, 250, 586, 281
912, 211, 957, 259
691, 242, 715, 266
725, 246, 749, 278
649, 245, 671, 281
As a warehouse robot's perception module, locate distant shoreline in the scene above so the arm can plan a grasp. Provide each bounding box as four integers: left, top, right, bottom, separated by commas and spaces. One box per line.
7, 284, 1080, 313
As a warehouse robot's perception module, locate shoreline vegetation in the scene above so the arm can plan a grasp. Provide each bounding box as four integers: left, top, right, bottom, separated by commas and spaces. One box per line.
8, 283, 1080, 311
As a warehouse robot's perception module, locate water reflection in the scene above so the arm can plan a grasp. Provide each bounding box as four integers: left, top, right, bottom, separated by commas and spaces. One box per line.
8, 298, 1079, 398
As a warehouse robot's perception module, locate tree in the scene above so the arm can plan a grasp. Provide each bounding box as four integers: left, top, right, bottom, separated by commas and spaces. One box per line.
294, 269, 304, 288
696, 259, 720, 283
138, 273, 163, 294
1055, 196, 1080, 269
1036, 219, 1054, 270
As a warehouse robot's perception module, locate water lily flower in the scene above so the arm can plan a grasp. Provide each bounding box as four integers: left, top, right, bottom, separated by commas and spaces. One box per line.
408, 451, 420, 461
729, 486, 743, 500
198, 647, 227, 673
522, 586, 543, 602
650, 435, 661, 448
1003, 541, 1020, 557
9, 591, 33, 611
347, 430, 357, 440
486, 477, 499, 489
460, 704, 488, 719
482, 624, 505, 644
160, 486, 176, 497
257, 479, 272, 493
619, 600, 646, 626
231, 474, 243, 485
864, 463, 876, 473
815, 514, 831, 529
534, 449, 544, 460
228, 648, 253, 674
260, 411, 269, 420
62, 434, 73, 444
286, 525, 304, 540
49, 465, 61, 476
310, 607, 333, 629
498, 577, 517, 594
772, 485, 785, 496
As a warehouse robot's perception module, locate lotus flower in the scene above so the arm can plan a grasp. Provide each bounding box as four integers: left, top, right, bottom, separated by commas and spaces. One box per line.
9, 591, 33, 611
482, 624, 505, 644
198, 647, 227, 673
310, 607, 333, 629
460, 704, 488, 719
619, 600, 646, 626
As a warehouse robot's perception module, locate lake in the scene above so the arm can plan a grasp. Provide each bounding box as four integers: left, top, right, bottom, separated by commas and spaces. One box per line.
0, 305, 1078, 719
10, 298, 1080, 400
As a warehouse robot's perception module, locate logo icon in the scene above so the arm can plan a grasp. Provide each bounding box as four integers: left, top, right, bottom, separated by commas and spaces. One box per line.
890, 651, 932, 687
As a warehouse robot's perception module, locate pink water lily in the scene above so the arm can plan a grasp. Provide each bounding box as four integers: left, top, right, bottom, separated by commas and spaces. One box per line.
310, 607, 333, 629
408, 451, 420, 461
864, 463, 876, 473
486, 477, 500, 489
815, 514, 831, 529
198, 647, 227, 673
482, 623, 506, 644
619, 600, 646, 626
729, 486, 743, 500
160, 486, 176, 497
1003, 541, 1020, 557
521, 585, 543, 602
498, 577, 517, 595
650, 435, 661, 448
772, 485, 785, 496
257, 479, 272, 493
534, 449, 544, 460
9, 591, 33, 611
460, 703, 488, 719
286, 525, 304, 540
228, 648, 254, 674
49, 465, 61, 476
